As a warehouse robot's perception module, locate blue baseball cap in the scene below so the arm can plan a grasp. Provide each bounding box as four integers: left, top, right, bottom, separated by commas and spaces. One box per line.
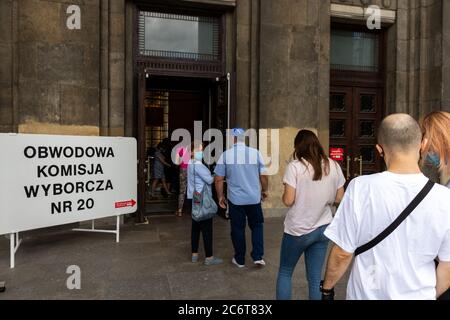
231, 128, 246, 137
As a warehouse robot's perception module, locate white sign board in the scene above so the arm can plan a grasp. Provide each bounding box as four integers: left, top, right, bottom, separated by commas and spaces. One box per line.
0, 134, 137, 235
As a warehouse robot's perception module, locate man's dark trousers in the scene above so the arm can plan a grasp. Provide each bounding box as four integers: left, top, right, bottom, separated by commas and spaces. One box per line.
228, 201, 264, 265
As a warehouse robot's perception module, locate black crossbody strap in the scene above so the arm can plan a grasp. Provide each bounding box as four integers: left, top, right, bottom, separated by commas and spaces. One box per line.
354, 179, 435, 257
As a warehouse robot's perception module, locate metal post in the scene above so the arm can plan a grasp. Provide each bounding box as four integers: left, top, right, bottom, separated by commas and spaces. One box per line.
10, 233, 14, 269
226, 72, 231, 218
10, 232, 22, 268
116, 216, 120, 243
227, 72, 231, 130
73, 217, 121, 242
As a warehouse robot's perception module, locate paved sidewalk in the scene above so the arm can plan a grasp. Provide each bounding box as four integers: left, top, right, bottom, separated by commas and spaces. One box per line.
0, 216, 348, 300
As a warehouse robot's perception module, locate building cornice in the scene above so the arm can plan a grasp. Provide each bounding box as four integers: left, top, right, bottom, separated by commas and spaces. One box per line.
181, 0, 236, 7
331, 3, 396, 25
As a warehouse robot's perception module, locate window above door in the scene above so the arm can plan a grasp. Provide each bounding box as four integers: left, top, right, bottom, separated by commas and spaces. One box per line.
331, 29, 380, 72
135, 8, 225, 78
139, 11, 221, 61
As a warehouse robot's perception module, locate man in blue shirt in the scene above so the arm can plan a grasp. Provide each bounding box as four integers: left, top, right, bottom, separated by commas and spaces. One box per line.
214, 128, 269, 268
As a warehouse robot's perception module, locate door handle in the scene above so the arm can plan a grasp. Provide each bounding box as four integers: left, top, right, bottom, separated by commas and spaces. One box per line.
145, 158, 150, 184
346, 156, 351, 180
354, 156, 363, 177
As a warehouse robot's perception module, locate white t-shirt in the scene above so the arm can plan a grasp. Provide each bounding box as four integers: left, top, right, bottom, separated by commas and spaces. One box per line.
283, 159, 345, 237
324, 172, 450, 300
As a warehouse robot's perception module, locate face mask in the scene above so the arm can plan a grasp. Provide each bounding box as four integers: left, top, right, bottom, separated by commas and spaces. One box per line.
426, 153, 441, 168
194, 151, 204, 161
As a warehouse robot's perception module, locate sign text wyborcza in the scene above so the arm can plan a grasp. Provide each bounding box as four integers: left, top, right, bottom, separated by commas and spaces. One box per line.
0, 134, 137, 235
23, 146, 115, 214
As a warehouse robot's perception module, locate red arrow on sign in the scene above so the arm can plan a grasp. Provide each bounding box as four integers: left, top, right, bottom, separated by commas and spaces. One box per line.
115, 199, 137, 209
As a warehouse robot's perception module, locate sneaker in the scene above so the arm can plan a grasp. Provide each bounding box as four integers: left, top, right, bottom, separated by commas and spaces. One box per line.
232, 258, 245, 268
254, 259, 266, 267
204, 257, 223, 266
192, 255, 199, 263
135, 217, 149, 225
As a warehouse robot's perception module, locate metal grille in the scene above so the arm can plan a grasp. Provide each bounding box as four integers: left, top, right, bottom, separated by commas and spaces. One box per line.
139, 49, 218, 61
136, 60, 223, 77
140, 11, 217, 23
145, 91, 169, 149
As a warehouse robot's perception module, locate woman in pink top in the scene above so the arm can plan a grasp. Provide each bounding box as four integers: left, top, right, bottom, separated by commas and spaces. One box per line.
175, 145, 190, 217
276, 130, 345, 300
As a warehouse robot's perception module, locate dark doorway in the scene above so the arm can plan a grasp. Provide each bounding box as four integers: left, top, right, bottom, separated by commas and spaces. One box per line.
143, 78, 209, 215
136, 75, 230, 219
169, 91, 206, 138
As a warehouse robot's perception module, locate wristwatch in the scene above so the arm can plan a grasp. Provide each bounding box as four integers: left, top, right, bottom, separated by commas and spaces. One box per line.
320, 280, 335, 300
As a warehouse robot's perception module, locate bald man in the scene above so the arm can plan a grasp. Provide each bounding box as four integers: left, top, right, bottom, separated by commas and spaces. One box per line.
321, 114, 450, 300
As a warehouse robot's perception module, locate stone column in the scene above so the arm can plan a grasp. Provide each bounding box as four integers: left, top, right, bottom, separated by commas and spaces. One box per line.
317, 0, 331, 155
249, 0, 260, 130
235, 0, 252, 128
108, 0, 125, 136
0, 0, 14, 133
393, 0, 410, 115
391, 0, 444, 118
442, 0, 450, 111
100, 0, 110, 136
124, 1, 135, 137
257, 0, 328, 216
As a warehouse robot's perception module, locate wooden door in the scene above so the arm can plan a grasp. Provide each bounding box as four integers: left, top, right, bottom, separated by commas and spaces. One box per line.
352, 87, 383, 177
330, 86, 354, 180
330, 86, 384, 181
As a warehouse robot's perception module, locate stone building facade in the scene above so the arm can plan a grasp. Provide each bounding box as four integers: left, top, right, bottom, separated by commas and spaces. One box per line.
1, 0, 449, 217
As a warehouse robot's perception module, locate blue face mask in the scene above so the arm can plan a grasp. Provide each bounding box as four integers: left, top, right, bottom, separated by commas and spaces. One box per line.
194, 151, 204, 161
426, 153, 441, 168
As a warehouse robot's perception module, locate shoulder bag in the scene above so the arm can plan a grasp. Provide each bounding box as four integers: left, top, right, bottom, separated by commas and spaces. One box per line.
191, 163, 218, 222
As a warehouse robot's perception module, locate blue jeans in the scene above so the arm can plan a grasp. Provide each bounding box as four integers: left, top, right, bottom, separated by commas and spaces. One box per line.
228, 202, 264, 265
276, 225, 329, 300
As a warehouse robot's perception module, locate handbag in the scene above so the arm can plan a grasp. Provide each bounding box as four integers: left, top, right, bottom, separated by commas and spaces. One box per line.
191, 163, 218, 222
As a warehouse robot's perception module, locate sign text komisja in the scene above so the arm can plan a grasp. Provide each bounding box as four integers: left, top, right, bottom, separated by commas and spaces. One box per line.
0, 134, 137, 235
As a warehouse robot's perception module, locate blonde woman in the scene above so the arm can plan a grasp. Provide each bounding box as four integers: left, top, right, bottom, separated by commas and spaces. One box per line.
421, 111, 450, 187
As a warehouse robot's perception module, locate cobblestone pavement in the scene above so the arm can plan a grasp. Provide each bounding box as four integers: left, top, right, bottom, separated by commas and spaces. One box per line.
0, 216, 348, 300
